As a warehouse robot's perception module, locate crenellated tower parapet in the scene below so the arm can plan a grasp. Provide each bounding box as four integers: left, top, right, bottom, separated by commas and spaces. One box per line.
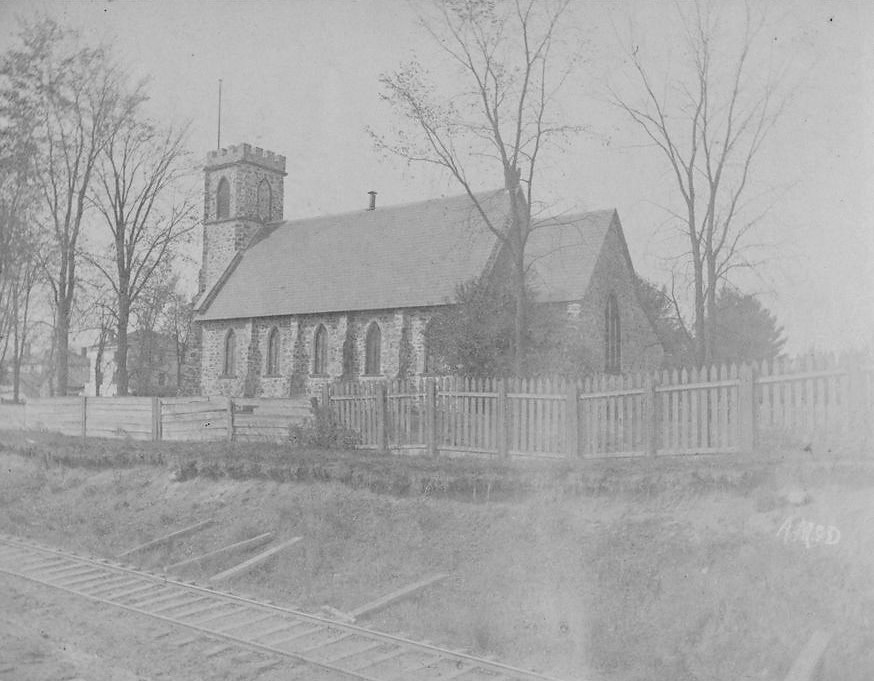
206, 143, 287, 174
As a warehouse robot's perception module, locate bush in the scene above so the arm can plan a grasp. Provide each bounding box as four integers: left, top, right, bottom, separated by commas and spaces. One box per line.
288, 401, 360, 449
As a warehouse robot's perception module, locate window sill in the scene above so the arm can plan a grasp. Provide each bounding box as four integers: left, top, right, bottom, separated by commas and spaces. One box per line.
263, 374, 281, 379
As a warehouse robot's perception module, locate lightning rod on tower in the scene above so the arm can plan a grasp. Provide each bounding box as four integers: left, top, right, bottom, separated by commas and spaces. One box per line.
217, 79, 222, 149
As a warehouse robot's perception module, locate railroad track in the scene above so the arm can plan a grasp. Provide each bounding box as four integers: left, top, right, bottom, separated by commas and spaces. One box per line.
0, 533, 570, 681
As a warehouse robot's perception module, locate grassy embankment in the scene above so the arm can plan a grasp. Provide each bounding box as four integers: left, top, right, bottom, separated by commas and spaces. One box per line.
0, 429, 871, 681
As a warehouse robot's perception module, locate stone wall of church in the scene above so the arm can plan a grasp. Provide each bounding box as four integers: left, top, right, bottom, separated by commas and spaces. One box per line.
199, 308, 428, 399
575, 222, 664, 373
198, 264, 662, 397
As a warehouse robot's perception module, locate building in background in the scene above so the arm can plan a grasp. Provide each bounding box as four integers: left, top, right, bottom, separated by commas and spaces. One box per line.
2, 347, 90, 399
86, 330, 181, 397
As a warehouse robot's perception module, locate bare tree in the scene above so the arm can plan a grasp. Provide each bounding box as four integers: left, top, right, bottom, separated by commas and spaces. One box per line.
158, 289, 195, 390
372, 0, 581, 375
89, 117, 195, 395
0, 107, 43, 400
91, 302, 116, 397
611, 2, 789, 364
0, 18, 143, 394
76, 275, 118, 397
4, 247, 42, 402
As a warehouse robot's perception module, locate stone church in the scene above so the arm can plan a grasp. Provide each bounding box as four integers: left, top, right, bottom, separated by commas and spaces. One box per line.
194, 143, 663, 397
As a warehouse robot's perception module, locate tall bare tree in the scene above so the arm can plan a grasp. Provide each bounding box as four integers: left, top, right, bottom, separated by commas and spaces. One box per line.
611, 2, 789, 364
0, 18, 142, 394
0, 96, 43, 400
3, 244, 42, 402
372, 0, 580, 375
89, 118, 195, 395
158, 289, 195, 390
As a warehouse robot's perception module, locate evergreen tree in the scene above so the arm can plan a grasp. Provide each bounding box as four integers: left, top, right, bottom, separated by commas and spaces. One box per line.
711, 288, 786, 364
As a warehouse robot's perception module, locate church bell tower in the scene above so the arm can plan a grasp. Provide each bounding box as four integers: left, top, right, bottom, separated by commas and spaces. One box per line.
200, 143, 286, 295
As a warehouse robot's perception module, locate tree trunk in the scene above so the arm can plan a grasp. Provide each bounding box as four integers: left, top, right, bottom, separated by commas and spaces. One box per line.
94, 346, 102, 397
705, 253, 718, 364
12, 300, 21, 403
175, 338, 185, 388
12, 356, 21, 403
691, 241, 706, 367
116, 298, 130, 396
55, 303, 70, 396
94, 325, 110, 398
513, 248, 526, 377
506, 177, 528, 378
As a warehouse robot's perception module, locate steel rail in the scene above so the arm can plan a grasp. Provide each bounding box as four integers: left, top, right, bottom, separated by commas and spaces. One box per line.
0, 533, 572, 681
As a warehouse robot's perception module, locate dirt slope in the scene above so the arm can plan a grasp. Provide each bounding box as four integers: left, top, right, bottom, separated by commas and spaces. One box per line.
0, 447, 872, 680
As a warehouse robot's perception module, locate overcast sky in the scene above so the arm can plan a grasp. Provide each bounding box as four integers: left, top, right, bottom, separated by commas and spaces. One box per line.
1, 0, 872, 354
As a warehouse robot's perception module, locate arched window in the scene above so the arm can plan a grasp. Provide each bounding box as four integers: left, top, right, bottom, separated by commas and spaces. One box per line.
313, 325, 328, 375
216, 177, 230, 220
605, 294, 621, 374
266, 327, 280, 375
342, 329, 355, 377
223, 329, 236, 376
256, 179, 272, 222
422, 321, 437, 374
365, 322, 381, 375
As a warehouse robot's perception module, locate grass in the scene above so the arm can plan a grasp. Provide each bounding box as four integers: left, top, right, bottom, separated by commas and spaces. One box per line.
0, 429, 872, 679
0, 428, 836, 503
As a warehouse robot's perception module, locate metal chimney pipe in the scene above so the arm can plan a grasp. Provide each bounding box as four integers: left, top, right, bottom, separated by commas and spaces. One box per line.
367, 191, 377, 211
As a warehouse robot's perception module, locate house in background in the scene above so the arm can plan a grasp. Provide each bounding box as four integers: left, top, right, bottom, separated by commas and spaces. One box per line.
3, 347, 90, 399
194, 143, 663, 398
85, 330, 181, 397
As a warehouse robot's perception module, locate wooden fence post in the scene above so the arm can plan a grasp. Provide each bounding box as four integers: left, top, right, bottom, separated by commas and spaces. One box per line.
226, 397, 235, 442
738, 364, 757, 452
376, 382, 388, 451
425, 378, 437, 456
497, 378, 508, 457
81, 395, 88, 442
151, 397, 162, 442
566, 382, 579, 457
644, 374, 659, 456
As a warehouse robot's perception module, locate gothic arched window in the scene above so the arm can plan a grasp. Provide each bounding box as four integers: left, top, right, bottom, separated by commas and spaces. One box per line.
223, 329, 236, 376
256, 179, 272, 221
605, 294, 621, 374
342, 329, 355, 378
313, 325, 328, 375
266, 327, 280, 375
423, 321, 437, 374
365, 322, 381, 375
216, 177, 230, 220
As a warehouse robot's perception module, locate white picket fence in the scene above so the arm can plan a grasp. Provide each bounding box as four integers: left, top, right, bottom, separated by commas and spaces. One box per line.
326, 354, 873, 458
1, 353, 870, 458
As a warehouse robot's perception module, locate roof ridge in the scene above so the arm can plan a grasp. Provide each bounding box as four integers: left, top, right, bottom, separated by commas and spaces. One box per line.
274, 188, 508, 227
535, 207, 616, 224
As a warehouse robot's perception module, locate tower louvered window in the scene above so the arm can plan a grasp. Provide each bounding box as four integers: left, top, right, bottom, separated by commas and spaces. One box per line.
257, 179, 272, 221
216, 177, 230, 220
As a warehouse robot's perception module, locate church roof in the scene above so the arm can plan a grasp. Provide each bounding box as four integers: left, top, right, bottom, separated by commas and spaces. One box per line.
196, 190, 619, 321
